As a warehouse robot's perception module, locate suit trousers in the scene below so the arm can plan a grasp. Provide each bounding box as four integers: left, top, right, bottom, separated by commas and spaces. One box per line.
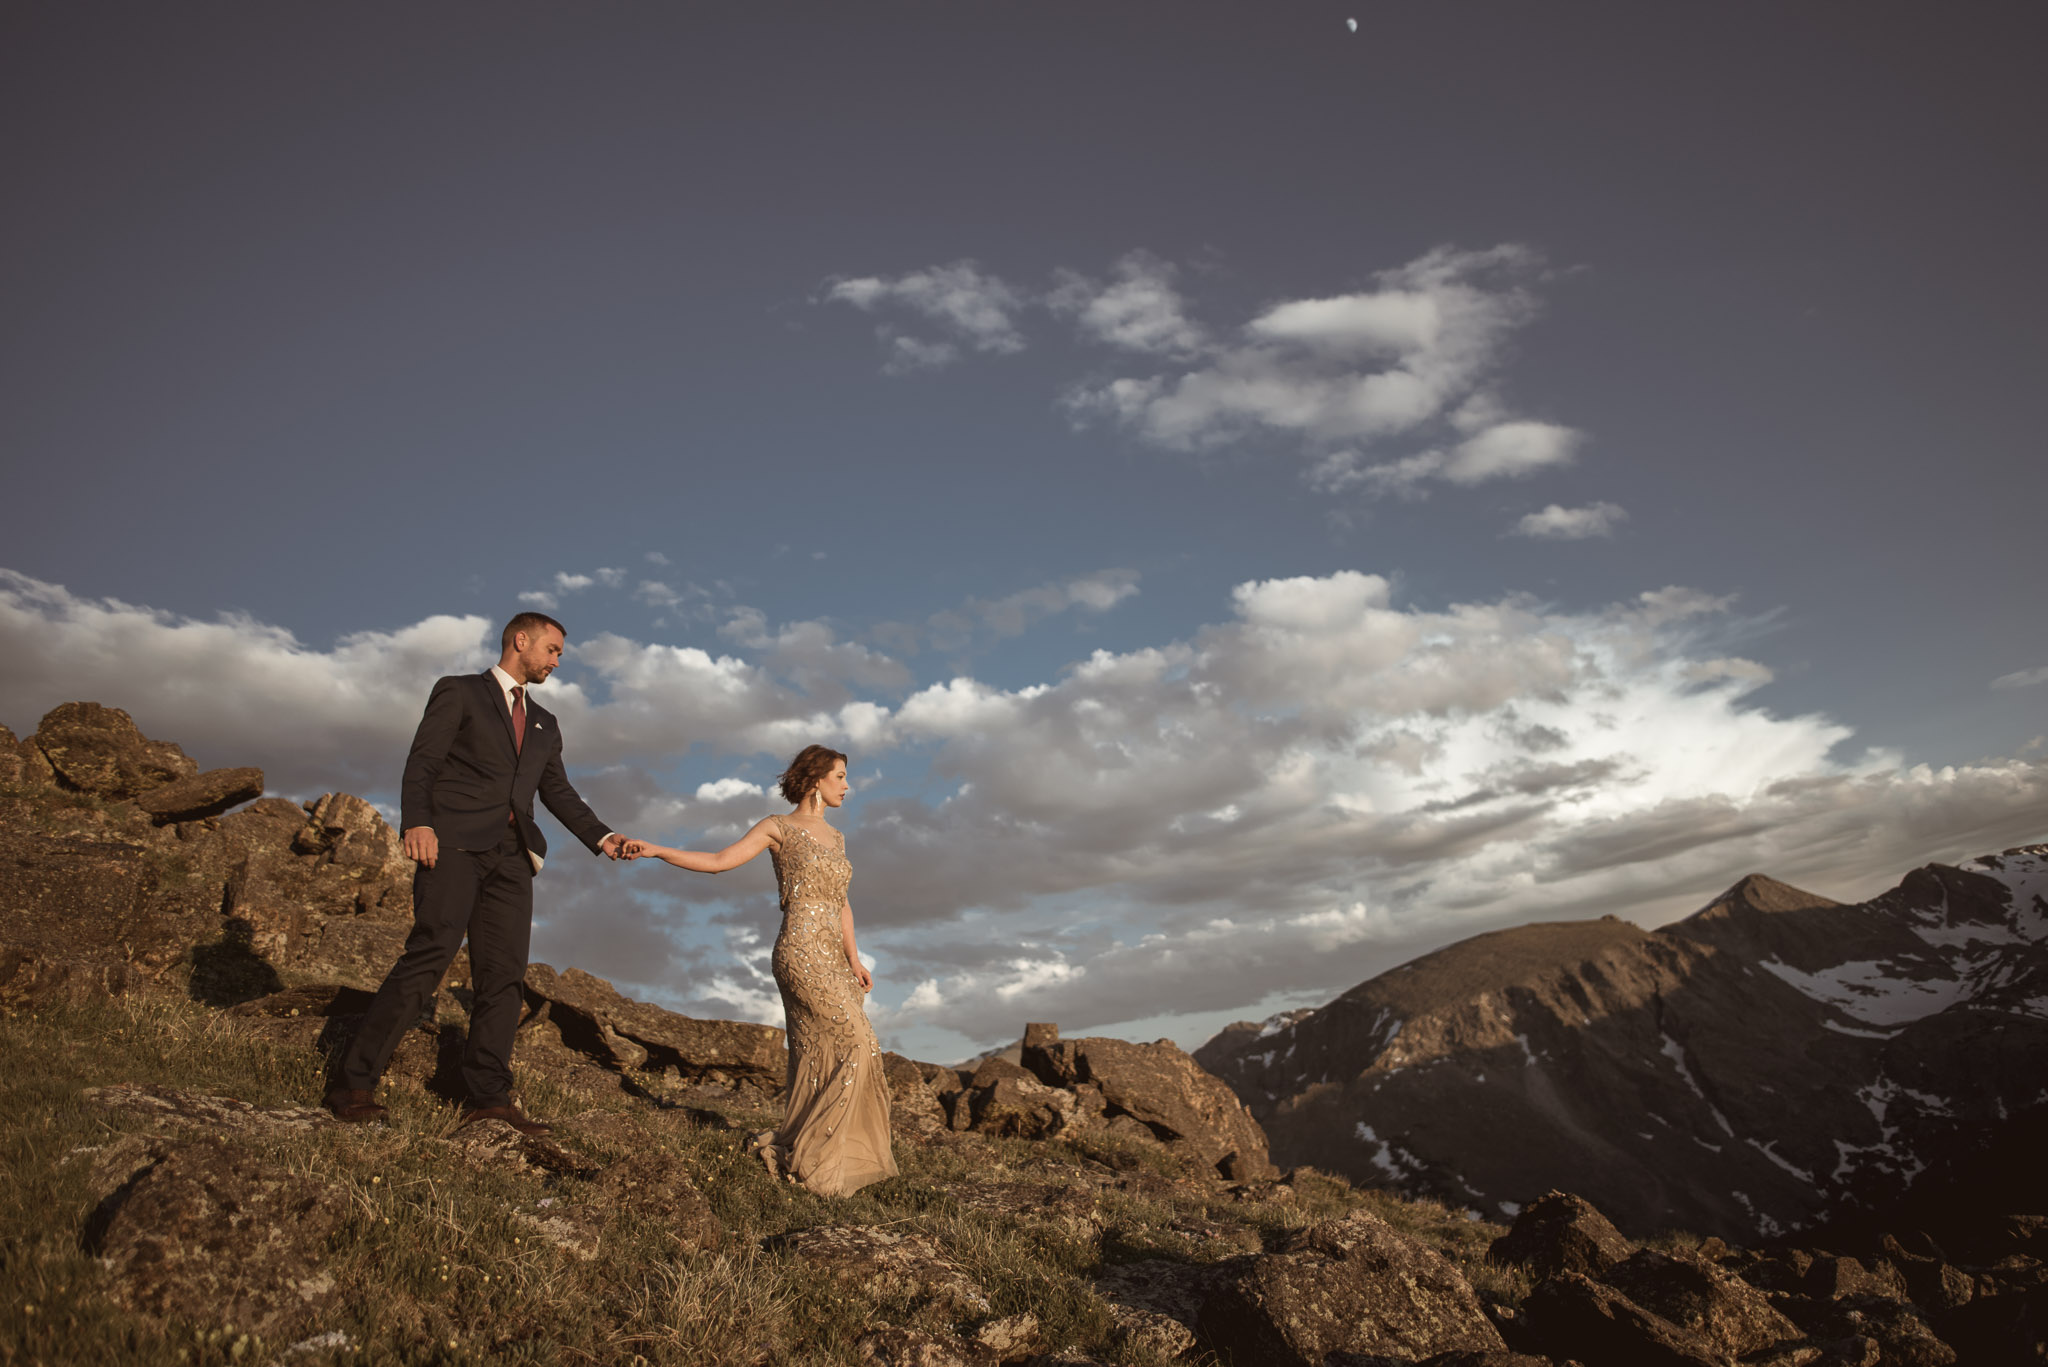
334, 829, 534, 1107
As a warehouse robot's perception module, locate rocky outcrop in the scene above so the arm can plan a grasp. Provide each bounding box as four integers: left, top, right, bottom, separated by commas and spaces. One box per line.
33, 702, 198, 798
1196, 1209, 1507, 1366
1022, 1025, 1274, 1178
1199, 849, 2048, 1242
521, 961, 787, 1092
1492, 1188, 2040, 1367
1487, 1190, 1635, 1282
135, 766, 266, 824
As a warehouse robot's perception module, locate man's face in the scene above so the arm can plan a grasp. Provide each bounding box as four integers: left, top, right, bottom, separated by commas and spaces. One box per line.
515, 626, 566, 685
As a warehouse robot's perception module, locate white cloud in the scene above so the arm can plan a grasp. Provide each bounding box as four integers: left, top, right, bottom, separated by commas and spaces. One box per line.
6, 565, 2041, 1053
895, 570, 1141, 654
0, 569, 490, 796
645, 551, 670, 566
1049, 251, 1205, 355
1066, 245, 1567, 471
1514, 501, 1628, 540
822, 246, 1584, 502
825, 260, 1027, 372
717, 608, 913, 696
517, 590, 559, 610
1992, 665, 2048, 691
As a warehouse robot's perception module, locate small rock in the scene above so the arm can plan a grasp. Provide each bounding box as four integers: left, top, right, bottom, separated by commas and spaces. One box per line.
856, 1326, 992, 1367
1805, 1255, 1907, 1302
770, 1225, 991, 1322
971, 1313, 1041, 1356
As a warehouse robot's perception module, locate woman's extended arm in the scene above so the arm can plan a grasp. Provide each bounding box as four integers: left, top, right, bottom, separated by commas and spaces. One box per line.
840, 899, 872, 993
625, 818, 778, 873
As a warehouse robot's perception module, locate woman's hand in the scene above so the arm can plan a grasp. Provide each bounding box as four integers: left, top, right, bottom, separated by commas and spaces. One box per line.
850, 957, 873, 994
622, 840, 666, 861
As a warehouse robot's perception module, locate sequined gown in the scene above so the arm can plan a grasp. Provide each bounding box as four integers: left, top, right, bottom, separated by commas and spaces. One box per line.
750, 816, 897, 1196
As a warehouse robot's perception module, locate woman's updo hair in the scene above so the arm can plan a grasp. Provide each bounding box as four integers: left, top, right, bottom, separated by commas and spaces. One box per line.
778, 745, 849, 804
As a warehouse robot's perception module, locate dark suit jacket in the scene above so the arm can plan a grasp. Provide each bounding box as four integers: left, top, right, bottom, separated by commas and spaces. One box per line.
398, 672, 611, 862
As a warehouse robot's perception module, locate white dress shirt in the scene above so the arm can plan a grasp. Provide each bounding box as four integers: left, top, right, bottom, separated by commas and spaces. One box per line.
490, 666, 614, 870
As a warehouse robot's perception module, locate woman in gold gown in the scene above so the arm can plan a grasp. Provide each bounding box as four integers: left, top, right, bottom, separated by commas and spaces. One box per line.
624, 745, 897, 1197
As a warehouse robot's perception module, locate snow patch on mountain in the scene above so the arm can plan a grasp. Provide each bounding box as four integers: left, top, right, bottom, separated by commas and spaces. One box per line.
1760, 955, 1963, 1025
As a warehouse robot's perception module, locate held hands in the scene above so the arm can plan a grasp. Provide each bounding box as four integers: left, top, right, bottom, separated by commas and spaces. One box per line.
600, 832, 630, 861
402, 826, 439, 868
619, 839, 661, 861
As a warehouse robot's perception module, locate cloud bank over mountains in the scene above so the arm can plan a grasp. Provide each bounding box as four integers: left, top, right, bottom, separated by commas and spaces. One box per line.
4, 564, 2042, 1052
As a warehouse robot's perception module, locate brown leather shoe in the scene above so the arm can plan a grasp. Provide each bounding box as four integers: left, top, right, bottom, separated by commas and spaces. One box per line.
458, 1103, 551, 1136
324, 1088, 388, 1123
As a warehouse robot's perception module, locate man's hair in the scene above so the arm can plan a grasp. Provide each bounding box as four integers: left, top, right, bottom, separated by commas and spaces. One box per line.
501, 612, 567, 652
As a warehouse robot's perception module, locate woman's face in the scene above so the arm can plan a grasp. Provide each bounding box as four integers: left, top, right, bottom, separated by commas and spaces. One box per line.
816, 760, 850, 808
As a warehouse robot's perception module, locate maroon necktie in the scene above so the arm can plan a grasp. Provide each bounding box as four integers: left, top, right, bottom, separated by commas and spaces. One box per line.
509, 686, 526, 753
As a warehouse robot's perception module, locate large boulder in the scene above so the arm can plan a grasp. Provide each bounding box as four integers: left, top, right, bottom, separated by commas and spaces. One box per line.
34, 702, 197, 798
291, 792, 411, 881
1487, 1190, 1636, 1281
86, 1135, 344, 1338
1196, 1209, 1508, 1366
1603, 1247, 1801, 1359
135, 767, 265, 824
1028, 1027, 1274, 1178
523, 963, 786, 1091
963, 1071, 1081, 1140
206, 795, 418, 995
1520, 1270, 1726, 1367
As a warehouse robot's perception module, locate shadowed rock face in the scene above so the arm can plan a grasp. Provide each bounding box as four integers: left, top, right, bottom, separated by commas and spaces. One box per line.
521, 962, 787, 1092
1199, 852, 2048, 1242
1486, 1190, 1633, 1282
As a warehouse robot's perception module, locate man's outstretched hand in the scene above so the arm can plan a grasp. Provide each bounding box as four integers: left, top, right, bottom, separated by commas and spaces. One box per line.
600, 833, 630, 861
403, 826, 439, 868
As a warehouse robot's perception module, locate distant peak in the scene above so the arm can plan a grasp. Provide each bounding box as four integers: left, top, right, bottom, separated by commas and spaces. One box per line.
1692, 873, 1840, 921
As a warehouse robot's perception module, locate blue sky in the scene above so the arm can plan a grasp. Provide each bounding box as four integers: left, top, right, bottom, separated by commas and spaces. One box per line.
4, 4, 2043, 1061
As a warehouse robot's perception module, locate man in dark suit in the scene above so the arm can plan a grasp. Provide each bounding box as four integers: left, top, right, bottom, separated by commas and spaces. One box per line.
326, 611, 628, 1133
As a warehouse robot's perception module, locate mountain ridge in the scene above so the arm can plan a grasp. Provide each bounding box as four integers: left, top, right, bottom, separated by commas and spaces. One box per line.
1197, 847, 2048, 1243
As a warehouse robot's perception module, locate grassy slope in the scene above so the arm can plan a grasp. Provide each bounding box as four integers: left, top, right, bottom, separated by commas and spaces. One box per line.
0, 991, 1531, 1367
